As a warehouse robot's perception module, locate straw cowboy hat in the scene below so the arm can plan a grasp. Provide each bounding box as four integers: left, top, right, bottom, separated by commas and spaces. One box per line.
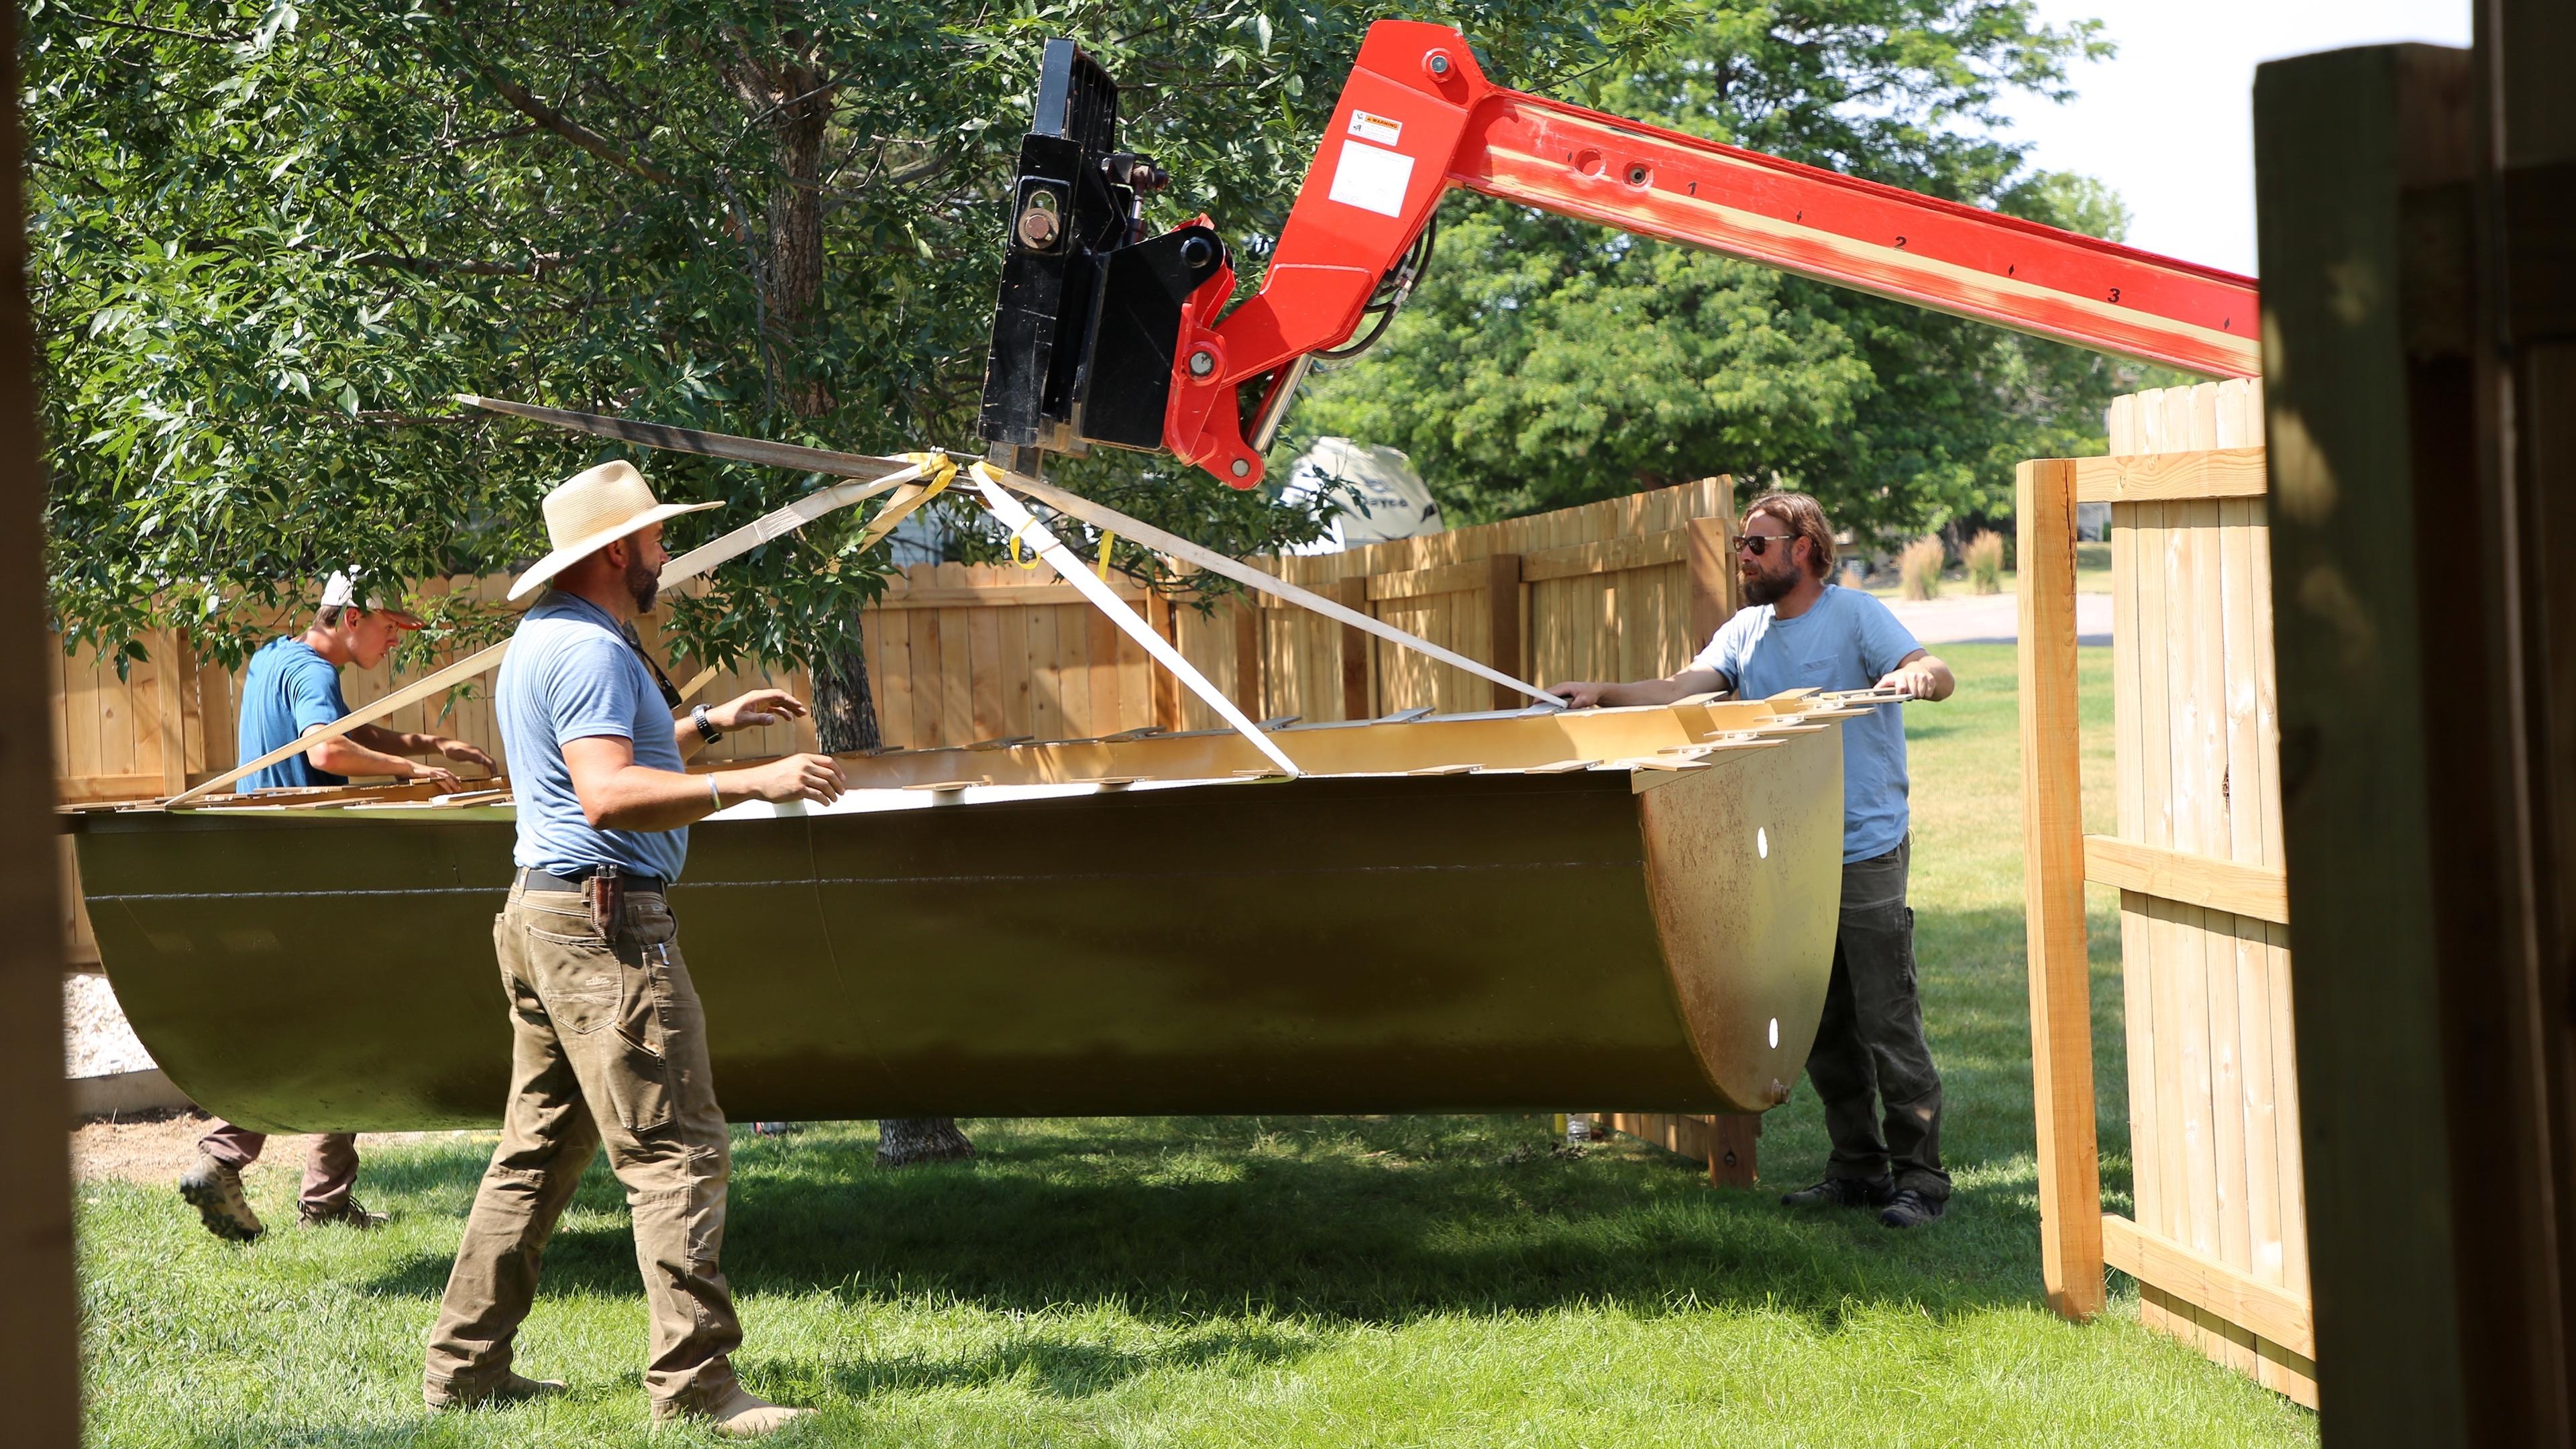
508, 460, 718, 601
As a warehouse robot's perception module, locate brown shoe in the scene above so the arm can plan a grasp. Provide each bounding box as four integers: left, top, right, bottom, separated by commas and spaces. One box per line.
299, 1196, 390, 1230
656, 1385, 814, 1438
424, 1371, 570, 1410
177, 1152, 264, 1242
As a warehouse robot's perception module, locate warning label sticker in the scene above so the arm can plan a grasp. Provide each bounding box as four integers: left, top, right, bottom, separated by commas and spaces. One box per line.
1347, 110, 1404, 147
1326, 140, 1415, 218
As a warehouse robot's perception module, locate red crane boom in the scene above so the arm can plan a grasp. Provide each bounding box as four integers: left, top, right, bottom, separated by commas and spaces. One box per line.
977, 21, 2261, 489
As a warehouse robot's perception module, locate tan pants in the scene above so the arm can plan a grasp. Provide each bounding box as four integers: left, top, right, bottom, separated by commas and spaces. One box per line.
423, 880, 741, 1414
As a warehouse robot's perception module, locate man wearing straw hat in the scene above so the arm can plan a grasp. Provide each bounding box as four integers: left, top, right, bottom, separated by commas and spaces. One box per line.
176, 568, 500, 1242
422, 460, 844, 1437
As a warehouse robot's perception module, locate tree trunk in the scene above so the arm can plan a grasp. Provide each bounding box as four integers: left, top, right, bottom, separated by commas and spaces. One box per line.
811, 635, 880, 753
724, 35, 974, 1167
719, 39, 835, 416
877, 1117, 977, 1167
811, 623, 974, 1165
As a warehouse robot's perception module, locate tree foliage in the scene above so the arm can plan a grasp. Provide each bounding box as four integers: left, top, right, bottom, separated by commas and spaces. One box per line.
28, 0, 1699, 668
1289, 0, 2182, 544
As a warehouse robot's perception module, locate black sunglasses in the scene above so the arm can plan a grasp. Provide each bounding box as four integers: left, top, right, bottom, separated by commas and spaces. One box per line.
1737, 533, 1799, 557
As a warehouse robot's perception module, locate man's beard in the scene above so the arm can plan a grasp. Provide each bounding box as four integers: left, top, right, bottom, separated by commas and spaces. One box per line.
1743, 560, 1798, 606
625, 550, 659, 613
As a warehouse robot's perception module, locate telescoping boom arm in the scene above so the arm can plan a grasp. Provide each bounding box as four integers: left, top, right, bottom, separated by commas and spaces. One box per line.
977, 20, 2261, 489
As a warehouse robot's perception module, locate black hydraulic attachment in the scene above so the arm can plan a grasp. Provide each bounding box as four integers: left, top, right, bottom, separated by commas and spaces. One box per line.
977, 40, 1226, 471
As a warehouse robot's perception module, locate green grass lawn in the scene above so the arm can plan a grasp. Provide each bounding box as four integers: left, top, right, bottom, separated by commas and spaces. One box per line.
76, 643, 2316, 1447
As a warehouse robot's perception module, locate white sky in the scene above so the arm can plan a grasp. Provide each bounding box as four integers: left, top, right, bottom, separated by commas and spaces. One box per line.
1990, 0, 2472, 276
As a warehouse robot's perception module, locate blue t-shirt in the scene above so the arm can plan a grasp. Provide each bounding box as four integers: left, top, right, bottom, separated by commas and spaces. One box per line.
497, 591, 690, 882
1693, 585, 1923, 863
236, 637, 350, 792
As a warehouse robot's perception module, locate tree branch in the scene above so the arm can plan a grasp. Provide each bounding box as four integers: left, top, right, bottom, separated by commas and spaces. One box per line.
56, 7, 253, 45
423, 15, 678, 188
343, 248, 572, 278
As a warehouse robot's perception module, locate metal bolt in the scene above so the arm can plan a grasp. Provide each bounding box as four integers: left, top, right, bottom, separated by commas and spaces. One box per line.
1188, 350, 1216, 378
1016, 191, 1062, 250
1429, 52, 1450, 75
1231, 459, 1252, 478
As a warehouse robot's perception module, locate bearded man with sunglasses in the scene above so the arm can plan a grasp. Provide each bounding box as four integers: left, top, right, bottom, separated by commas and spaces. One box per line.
1548, 490, 1956, 1228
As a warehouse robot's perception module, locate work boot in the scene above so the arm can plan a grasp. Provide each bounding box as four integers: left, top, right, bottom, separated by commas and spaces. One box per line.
424, 1371, 570, 1411
1778, 1174, 1891, 1210
1878, 1187, 1948, 1229
656, 1385, 814, 1438
300, 1196, 390, 1231
176, 1152, 264, 1242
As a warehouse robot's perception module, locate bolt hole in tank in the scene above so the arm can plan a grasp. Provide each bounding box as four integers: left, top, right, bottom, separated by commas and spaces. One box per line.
1574, 148, 1604, 177
1625, 162, 1651, 186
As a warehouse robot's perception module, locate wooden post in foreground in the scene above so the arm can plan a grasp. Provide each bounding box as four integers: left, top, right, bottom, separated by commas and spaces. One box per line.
0, 2, 84, 1438
2256, 32, 2576, 1441
2017, 454, 2104, 1320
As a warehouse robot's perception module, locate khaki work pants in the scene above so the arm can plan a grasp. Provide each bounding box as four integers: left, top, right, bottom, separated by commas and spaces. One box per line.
423, 879, 743, 1414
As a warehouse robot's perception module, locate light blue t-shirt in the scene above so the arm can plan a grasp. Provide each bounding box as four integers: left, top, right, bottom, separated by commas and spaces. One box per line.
1693, 585, 1923, 863
237, 637, 350, 792
498, 591, 690, 882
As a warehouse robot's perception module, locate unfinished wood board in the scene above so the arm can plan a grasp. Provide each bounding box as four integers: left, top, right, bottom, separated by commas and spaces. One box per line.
2016, 455, 2104, 1320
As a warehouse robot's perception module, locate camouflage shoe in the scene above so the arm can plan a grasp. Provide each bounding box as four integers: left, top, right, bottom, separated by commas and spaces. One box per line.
176, 1152, 264, 1242
300, 1196, 390, 1231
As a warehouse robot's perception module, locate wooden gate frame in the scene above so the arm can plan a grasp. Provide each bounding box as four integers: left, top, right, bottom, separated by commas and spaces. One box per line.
2019, 402, 2318, 1404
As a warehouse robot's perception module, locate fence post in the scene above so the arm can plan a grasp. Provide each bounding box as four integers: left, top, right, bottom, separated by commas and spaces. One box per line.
1332, 576, 1373, 721
2017, 454, 2104, 1320
1231, 595, 1263, 720
1707, 1114, 1759, 1189
1144, 592, 1181, 733
172, 629, 204, 790
1687, 517, 1736, 649
1485, 553, 1523, 710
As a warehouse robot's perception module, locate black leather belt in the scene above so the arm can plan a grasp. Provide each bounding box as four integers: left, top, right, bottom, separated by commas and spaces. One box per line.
519, 867, 666, 896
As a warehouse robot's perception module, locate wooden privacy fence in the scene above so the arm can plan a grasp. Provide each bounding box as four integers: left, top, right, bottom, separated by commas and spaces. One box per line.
50, 576, 816, 806
857, 475, 1740, 749
2021, 379, 2313, 1405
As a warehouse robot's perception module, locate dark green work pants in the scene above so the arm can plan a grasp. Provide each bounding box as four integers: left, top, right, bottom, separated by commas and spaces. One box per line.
1805, 836, 1950, 1199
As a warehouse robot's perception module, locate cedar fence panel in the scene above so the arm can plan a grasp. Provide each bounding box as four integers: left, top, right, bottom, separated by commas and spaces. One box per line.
2021, 378, 2314, 1405
848, 476, 1739, 738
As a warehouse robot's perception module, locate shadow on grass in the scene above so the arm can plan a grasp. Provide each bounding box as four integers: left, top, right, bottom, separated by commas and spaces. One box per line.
357, 1126, 2041, 1347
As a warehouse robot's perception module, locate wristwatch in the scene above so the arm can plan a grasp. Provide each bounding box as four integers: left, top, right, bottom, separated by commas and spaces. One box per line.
690, 704, 722, 744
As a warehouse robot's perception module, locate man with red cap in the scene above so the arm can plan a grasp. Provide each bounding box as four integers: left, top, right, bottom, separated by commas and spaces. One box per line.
176, 570, 498, 1242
